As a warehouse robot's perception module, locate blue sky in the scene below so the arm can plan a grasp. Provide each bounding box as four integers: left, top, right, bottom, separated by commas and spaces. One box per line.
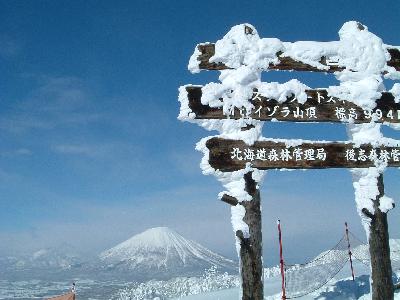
0, 1, 399, 266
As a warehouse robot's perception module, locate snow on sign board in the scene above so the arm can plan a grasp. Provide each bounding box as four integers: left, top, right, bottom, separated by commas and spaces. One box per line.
183, 86, 400, 123
206, 137, 400, 172
191, 34, 400, 75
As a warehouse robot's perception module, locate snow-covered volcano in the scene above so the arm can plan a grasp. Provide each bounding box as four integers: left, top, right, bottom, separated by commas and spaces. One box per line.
99, 227, 237, 280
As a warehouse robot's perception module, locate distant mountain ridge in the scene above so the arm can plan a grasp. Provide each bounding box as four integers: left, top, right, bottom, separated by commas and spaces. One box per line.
0, 243, 85, 281
99, 227, 237, 281
0, 227, 237, 281
1, 243, 82, 271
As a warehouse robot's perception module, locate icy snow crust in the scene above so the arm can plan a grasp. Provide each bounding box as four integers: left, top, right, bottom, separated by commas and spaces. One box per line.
179, 21, 399, 287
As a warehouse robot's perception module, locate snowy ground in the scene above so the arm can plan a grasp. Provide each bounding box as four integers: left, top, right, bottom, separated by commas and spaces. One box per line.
171, 262, 400, 300
1, 262, 398, 299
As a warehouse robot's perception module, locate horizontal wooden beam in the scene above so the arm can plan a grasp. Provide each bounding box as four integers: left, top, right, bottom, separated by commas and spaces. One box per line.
206, 137, 400, 172
185, 86, 400, 124
221, 194, 239, 206
195, 44, 400, 73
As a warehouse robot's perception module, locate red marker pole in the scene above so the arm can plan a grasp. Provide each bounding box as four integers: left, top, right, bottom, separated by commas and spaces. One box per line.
277, 220, 286, 300
345, 222, 355, 281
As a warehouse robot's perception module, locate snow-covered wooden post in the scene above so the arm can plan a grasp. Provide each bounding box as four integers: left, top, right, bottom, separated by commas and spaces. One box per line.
238, 171, 263, 299
340, 23, 398, 300
179, 24, 270, 300
369, 174, 394, 299
179, 22, 400, 299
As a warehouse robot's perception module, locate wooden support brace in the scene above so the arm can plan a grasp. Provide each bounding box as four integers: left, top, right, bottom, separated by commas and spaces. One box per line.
362, 208, 375, 220
221, 194, 239, 206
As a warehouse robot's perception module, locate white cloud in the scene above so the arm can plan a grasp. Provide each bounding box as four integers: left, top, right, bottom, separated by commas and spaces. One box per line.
0, 75, 102, 134
14, 148, 32, 155
0, 148, 32, 157
0, 35, 20, 58
0, 167, 21, 182
169, 149, 203, 176
52, 144, 96, 156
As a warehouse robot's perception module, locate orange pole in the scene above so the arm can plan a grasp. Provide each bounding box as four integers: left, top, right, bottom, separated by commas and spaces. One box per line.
345, 222, 355, 281
278, 220, 287, 299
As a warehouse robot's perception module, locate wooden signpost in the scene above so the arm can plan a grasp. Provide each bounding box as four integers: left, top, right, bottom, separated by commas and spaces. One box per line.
206, 137, 400, 172
185, 86, 400, 123
180, 23, 400, 300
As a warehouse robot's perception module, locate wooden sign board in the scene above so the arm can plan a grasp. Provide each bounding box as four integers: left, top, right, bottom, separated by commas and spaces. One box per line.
194, 44, 400, 73
186, 86, 400, 124
206, 137, 400, 172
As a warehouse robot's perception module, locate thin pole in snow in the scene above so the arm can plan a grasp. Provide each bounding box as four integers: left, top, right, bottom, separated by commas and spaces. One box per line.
277, 220, 286, 300
345, 222, 355, 281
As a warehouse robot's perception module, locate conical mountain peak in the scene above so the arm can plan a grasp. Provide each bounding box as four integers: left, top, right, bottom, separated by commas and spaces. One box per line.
99, 227, 237, 280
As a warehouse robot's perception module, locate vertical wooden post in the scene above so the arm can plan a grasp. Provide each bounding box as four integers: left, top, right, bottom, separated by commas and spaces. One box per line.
368, 174, 394, 300
235, 171, 264, 300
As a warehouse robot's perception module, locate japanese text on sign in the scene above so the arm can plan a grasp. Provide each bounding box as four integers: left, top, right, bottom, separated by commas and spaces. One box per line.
231, 147, 400, 162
